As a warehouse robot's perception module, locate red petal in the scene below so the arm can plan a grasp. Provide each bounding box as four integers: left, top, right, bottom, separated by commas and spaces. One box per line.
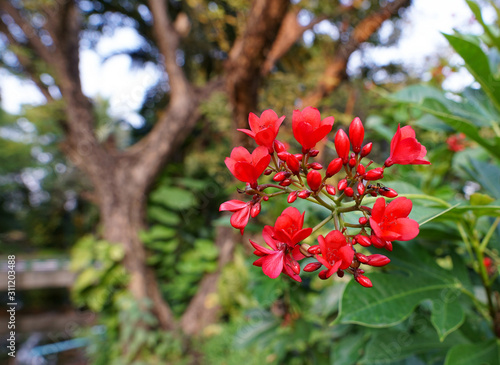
233, 161, 256, 183
249, 239, 275, 255
386, 197, 412, 218
230, 207, 250, 230
371, 197, 386, 222
220, 200, 248, 212
392, 218, 420, 241
230, 146, 252, 161
248, 112, 260, 132
291, 228, 313, 245
237, 128, 256, 139
262, 252, 284, 279
339, 245, 354, 270
262, 226, 279, 250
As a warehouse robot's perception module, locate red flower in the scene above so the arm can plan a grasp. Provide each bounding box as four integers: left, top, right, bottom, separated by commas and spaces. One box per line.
315, 230, 354, 279
238, 110, 285, 152
292, 107, 334, 151
272, 207, 313, 247
225, 146, 271, 188
384, 125, 430, 167
251, 226, 304, 282
446, 133, 466, 152
219, 200, 251, 234
369, 197, 419, 242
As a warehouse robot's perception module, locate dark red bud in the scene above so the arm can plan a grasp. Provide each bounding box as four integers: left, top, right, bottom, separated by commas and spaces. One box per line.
349, 117, 364, 153
348, 158, 356, 168
360, 142, 372, 158
345, 187, 354, 197
288, 260, 301, 275
309, 149, 319, 157
294, 153, 303, 161
303, 262, 322, 272
355, 234, 371, 247
355, 252, 369, 264
357, 269, 365, 274
371, 234, 386, 248
356, 274, 373, 288
370, 191, 378, 197
263, 196, 269, 201
338, 179, 347, 191
287, 191, 298, 203
274, 140, 287, 153
357, 182, 365, 195
380, 187, 398, 198
308, 245, 321, 255
318, 269, 329, 280
250, 202, 261, 218
364, 167, 384, 181
359, 217, 368, 225
278, 151, 290, 161
325, 184, 336, 195
273, 171, 288, 182
308, 162, 323, 170
367, 254, 390, 267
385, 241, 393, 251
335, 129, 350, 163
264, 169, 273, 176
337, 269, 345, 278
326, 158, 343, 177
357, 164, 366, 175
298, 190, 311, 199
280, 179, 292, 186
286, 154, 300, 175
307, 170, 322, 191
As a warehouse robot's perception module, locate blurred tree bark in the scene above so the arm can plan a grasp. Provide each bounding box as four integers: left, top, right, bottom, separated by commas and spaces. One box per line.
0, 0, 411, 344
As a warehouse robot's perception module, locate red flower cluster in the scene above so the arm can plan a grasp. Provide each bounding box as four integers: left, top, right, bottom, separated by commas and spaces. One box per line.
220, 107, 430, 287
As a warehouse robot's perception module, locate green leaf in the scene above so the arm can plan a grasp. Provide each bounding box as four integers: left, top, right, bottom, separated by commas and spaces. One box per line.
337, 244, 465, 341
331, 332, 370, 365
470, 193, 495, 206
147, 206, 181, 226
463, 159, 500, 199
444, 339, 500, 365
150, 186, 197, 210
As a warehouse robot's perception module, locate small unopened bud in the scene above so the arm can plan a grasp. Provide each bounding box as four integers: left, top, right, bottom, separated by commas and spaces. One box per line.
318, 269, 329, 280
303, 262, 322, 272
277, 151, 290, 161
367, 254, 390, 267
348, 157, 356, 168
273, 171, 288, 182
359, 217, 368, 225
371, 234, 386, 248
335, 129, 350, 163
356, 274, 373, 288
380, 187, 398, 198
355, 252, 369, 264
294, 154, 303, 161
355, 234, 371, 247
345, 187, 354, 197
250, 202, 261, 218
307, 170, 322, 192
287, 191, 298, 203
274, 140, 287, 153
337, 269, 345, 278
264, 169, 273, 176
263, 196, 269, 201
326, 158, 343, 177
325, 184, 336, 195
357, 182, 365, 195
385, 241, 393, 251
298, 190, 311, 199
309, 149, 319, 157
360, 142, 372, 158
286, 154, 300, 175
349, 117, 364, 153
357, 164, 366, 175
288, 260, 301, 275
338, 179, 347, 191
307, 245, 321, 255
365, 167, 384, 181
308, 162, 323, 170
280, 179, 292, 186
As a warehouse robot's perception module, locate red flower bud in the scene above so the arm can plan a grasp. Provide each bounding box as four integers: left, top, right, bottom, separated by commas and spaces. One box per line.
250, 202, 261, 218
303, 261, 322, 272
360, 142, 372, 158
357, 164, 365, 175
318, 269, 329, 280
359, 217, 368, 225
287, 191, 298, 203
380, 187, 398, 198
349, 157, 356, 168
288, 259, 301, 275
355, 252, 369, 264
338, 179, 347, 191
294, 154, 303, 161
385, 241, 393, 251
308, 245, 321, 255
263, 196, 269, 201
364, 167, 384, 181
298, 190, 311, 199
309, 149, 320, 157
264, 169, 273, 175
349, 117, 365, 153
326, 158, 343, 177
280, 179, 292, 186
356, 274, 373, 288
357, 182, 365, 196
308, 162, 323, 170
274, 140, 287, 153
367, 254, 390, 267
371, 234, 386, 248
335, 129, 350, 163
337, 269, 345, 278
307, 171, 322, 191
286, 154, 300, 175
278, 151, 290, 161
345, 187, 354, 197
355, 234, 371, 247
273, 171, 288, 182
325, 184, 336, 195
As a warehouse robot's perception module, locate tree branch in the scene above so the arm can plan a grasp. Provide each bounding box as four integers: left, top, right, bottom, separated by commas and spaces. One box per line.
300, 0, 411, 107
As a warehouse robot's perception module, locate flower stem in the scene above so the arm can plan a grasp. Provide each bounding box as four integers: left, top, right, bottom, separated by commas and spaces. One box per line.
311, 214, 334, 234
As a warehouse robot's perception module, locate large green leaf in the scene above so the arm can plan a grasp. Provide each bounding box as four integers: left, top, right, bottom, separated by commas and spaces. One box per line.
444, 339, 500, 365
336, 244, 466, 341
443, 33, 500, 111
331, 332, 370, 365
150, 186, 197, 210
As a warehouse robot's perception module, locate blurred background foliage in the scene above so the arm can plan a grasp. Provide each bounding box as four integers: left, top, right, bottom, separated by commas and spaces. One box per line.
1, 0, 500, 364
